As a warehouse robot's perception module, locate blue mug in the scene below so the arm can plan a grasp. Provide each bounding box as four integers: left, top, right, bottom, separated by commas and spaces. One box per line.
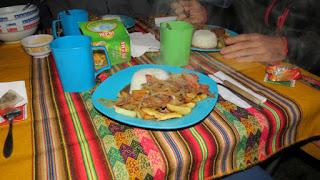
50, 36, 111, 92
52, 9, 88, 38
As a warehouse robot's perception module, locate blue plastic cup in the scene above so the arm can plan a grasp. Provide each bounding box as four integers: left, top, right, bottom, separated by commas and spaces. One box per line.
52, 9, 88, 38
50, 36, 111, 92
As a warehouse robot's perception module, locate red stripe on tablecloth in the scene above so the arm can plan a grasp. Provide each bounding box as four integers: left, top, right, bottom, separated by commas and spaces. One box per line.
194, 124, 218, 177
50, 60, 88, 179
50, 59, 93, 178
135, 21, 148, 33
51, 57, 111, 178
264, 100, 287, 150
259, 101, 278, 154
179, 129, 202, 180
71, 93, 111, 179
130, 57, 139, 66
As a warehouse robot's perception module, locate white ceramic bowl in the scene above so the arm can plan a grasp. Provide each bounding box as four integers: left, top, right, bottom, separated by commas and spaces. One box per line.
0, 5, 39, 43
0, 14, 39, 33
21, 34, 53, 58
0, 8, 39, 32
0, 25, 38, 43
0, 5, 38, 22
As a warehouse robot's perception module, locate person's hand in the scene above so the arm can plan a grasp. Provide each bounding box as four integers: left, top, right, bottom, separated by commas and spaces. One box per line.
171, 0, 207, 24
220, 33, 287, 62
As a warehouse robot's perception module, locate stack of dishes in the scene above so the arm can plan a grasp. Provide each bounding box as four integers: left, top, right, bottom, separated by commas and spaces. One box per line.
0, 5, 40, 44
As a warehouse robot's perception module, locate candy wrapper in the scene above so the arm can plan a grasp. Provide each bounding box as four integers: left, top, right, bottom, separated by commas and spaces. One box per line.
264, 64, 302, 87
266, 64, 302, 82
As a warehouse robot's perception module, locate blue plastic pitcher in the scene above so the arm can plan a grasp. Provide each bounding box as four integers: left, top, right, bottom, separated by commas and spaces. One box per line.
52, 9, 88, 38
50, 36, 111, 92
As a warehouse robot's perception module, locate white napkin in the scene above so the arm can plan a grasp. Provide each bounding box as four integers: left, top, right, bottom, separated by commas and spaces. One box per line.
129, 32, 160, 57
0, 81, 28, 123
209, 75, 251, 109
0, 81, 27, 107
154, 16, 177, 27
213, 71, 267, 103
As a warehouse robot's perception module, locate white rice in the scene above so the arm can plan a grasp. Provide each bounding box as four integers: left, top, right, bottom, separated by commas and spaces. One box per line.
192, 30, 217, 49
129, 68, 169, 93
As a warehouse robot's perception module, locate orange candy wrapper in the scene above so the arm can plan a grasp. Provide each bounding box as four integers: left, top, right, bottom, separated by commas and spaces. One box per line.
266, 64, 302, 82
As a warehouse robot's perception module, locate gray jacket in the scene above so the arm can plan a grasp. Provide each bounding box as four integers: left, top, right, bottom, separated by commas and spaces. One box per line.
205, 0, 320, 75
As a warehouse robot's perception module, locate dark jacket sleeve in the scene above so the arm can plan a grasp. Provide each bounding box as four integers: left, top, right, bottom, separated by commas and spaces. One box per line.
285, 0, 320, 75
200, 0, 233, 8
287, 31, 320, 75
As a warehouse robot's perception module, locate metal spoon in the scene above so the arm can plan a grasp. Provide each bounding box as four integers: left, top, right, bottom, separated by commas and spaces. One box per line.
3, 109, 21, 158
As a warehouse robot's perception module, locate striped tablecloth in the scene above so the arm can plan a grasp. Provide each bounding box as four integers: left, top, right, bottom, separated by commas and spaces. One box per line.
32, 49, 302, 179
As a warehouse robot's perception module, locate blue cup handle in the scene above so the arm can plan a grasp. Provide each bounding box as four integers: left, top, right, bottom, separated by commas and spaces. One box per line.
52, 19, 61, 38
92, 46, 112, 77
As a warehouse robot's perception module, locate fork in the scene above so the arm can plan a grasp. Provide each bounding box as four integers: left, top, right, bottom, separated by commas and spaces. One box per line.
3, 109, 21, 158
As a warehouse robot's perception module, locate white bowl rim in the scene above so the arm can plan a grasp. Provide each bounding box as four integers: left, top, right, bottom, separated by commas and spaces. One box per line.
21, 34, 54, 47
0, 4, 37, 18
0, 9, 39, 24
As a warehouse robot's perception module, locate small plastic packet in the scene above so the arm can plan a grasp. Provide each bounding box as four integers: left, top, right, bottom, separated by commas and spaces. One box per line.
264, 64, 302, 87
266, 64, 302, 81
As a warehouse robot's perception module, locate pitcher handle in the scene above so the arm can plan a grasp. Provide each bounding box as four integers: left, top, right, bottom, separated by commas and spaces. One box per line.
92, 46, 112, 77
52, 19, 61, 39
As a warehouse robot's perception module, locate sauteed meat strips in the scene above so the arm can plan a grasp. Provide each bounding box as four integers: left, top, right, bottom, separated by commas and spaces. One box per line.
115, 72, 211, 111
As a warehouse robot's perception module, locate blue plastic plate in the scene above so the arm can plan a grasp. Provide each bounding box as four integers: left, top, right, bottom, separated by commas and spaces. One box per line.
92, 64, 218, 130
191, 25, 238, 52
101, 14, 135, 29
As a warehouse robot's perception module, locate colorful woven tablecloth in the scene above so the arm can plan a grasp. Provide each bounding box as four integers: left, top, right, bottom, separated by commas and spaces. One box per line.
31, 49, 303, 179
135, 18, 320, 159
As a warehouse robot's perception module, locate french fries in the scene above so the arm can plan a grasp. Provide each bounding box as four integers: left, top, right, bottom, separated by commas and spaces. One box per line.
193, 94, 208, 102
167, 103, 191, 115
114, 93, 206, 121
114, 106, 137, 117
141, 108, 182, 120
184, 102, 196, 108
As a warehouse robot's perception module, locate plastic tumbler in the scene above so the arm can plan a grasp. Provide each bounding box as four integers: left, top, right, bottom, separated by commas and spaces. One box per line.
52, 9, 88, 38
50, 36, 111, 92
160, 21, 194, 67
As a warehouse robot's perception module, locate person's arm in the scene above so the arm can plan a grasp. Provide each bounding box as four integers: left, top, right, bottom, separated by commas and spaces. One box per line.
171, 0, 234, 24
171, 0, 207, 24
220, 30, 320, 75
220, 34, 287, 63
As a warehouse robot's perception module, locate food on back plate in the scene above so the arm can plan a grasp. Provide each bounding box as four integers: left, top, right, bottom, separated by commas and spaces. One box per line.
211, 28, 226, 38
211, 28, 227, 49
192, 26, 230, 49
192, 30, 218, 49
109, 68, 214, 121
